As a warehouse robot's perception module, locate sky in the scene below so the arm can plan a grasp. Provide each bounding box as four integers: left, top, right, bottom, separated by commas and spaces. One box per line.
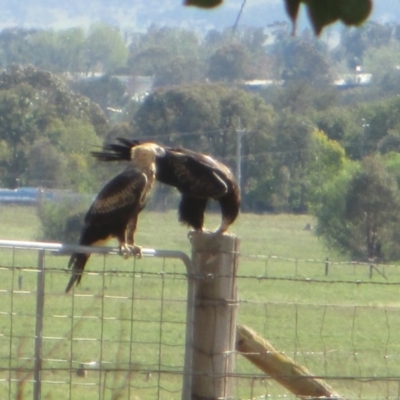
1, 0, 400, 32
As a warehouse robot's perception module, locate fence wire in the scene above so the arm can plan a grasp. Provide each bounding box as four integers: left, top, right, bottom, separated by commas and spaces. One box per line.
1, 241, 400, 399
235, 253, 400, 400
0, 243, 190, 400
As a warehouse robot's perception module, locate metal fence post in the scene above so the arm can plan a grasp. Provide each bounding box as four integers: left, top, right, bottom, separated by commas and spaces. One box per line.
34, 250, 45, 400
188, 231, 240, 400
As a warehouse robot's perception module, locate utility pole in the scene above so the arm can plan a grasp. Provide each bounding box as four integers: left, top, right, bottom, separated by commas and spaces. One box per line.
361, 118, 369, 158
236, 120, 246, 194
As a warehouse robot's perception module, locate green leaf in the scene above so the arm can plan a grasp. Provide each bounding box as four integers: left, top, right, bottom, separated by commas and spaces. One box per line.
183, 0, 373, 35
284, 0, 302, 22
184, 0, 223, 8
338, 0, 372, 26
284, 0, 302, 34
305, 0, 340, 35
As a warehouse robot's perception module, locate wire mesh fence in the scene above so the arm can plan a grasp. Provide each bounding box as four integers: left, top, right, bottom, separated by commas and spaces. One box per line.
1, 239, 400, 399
235, 252, 400, 400
0, 241, 191, 400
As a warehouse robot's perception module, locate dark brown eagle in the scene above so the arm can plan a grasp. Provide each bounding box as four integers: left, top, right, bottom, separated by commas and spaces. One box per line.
65, 143, 165, 293
91, 138, 240, 233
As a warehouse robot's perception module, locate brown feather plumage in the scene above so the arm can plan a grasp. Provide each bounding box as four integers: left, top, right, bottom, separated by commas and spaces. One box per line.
91, 139, 240, 233
65, 143, 164, 293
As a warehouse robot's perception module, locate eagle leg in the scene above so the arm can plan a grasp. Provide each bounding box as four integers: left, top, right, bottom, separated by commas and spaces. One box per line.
212, 215, 233, 235
187, 228, 205, 240
119, 243, 143, 259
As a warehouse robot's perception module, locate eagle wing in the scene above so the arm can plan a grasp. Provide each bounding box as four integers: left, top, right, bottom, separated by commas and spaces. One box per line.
65, 168, 148, 293
85, 168, 148, 224
157, 149, 229, 198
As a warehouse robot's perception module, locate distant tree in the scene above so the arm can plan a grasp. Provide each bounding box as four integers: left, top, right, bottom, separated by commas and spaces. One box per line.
133, 83, 222, 149
378, 69, 400, 98
363, 41, 400, 83
128, 26, 204, 86
0, 65, 108, 136
269, 82, 338, 114
315, 154, 400, 261
377, 130, 400, 154
0, 27, 86, 73
203, 27, 269, 79
365, 22, 394, 48
0, 65, 108, 189
37, 198, 88, 243
269, 112, 313, 212
347, 96, 400, 159
131, 26, 200, 60
27, 30, 63, 72
305, 129, 347, 209
129, 46, 171, 76
313, 107, 356, 143
336, 22, 393, 68
56, 28, 86, 72
154, 56, 205, 87
0, 27, 36, 67
279, 39, 332, 85
207, 43, 249, 82
202, 29, 230, 56
84, 23, 128, 73
70, 74, 127, 113
312, 95, 400, 162
25, 138, 66, 188
0, 84, 43, 186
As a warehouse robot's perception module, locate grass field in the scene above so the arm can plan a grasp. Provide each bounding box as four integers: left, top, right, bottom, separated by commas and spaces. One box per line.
0, 205, 400, 399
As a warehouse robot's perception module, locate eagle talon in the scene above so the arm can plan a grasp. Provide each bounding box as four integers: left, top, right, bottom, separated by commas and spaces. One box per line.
118, 245, 131, 259
130, 245, 143, 259
119, 244, 143, 259
187, 229, 203, 240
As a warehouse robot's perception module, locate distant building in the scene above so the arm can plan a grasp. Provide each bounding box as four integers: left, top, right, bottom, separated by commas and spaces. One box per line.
333, 67, 372, 89
240, 79, 284, 91
66, 73, 154, 102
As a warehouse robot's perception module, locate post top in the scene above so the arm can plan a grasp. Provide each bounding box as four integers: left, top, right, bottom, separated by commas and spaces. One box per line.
189, 230, 239, 253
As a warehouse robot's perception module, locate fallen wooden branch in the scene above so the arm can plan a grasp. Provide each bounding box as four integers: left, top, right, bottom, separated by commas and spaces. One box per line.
236, 324, 346, 399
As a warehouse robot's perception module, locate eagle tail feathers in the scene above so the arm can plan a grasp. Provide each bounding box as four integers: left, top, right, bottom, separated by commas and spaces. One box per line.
65, 253, 90, 293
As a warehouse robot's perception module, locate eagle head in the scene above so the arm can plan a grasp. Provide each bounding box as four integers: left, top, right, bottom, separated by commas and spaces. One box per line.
130, 143, 165, 167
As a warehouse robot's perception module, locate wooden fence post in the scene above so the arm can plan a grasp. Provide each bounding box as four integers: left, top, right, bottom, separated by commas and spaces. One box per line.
189, 231, 240, 400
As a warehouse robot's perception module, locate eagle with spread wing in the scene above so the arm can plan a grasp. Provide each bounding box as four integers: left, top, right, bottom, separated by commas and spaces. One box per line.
91, 138, 240, 233
65, 142, 165, 293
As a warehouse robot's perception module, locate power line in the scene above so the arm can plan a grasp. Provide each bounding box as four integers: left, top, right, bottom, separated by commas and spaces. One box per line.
232, 0, 247, 35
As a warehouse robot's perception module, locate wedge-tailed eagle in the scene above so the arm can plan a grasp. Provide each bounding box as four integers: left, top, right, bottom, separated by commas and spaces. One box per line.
91, 138, 240, 233
65, 142, 165, 293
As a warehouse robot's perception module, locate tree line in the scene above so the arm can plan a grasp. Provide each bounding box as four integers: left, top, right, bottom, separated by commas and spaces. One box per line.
2, 21, 400, 85
2, 21, 400, 260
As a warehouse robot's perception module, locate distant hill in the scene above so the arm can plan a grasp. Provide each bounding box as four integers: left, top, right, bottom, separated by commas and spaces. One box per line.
1, 0, 400, 32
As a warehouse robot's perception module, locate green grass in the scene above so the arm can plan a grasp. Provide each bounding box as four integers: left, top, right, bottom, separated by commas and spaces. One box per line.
0, 205, 399, 399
